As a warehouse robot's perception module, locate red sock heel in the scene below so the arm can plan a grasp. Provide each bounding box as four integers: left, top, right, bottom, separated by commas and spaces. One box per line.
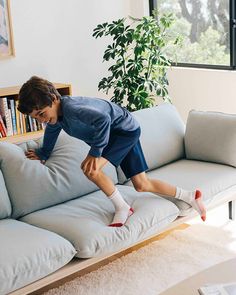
194, 190, 206, 221
109, 208, 134, 227
195, 190, 202, 199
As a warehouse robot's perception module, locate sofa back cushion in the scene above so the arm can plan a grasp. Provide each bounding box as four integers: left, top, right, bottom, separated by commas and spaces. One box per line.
117, 103, 185, 183
133, 103, 185, 171
0, 170, 11, 219
185, 110, 236, 167
137, 103, 185, 164
0, 131, 118, 219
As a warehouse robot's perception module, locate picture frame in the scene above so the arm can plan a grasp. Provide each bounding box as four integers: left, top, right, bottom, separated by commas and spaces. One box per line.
0, 0, 14, 58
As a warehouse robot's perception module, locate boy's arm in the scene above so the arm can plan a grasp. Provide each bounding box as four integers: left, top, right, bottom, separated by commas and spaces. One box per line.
35, 123, 62, 161
75, 107, 111, 157
88, 111, 111, 157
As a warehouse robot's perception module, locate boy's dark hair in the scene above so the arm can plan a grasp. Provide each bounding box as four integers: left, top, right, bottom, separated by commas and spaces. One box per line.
18, 76, 61, 114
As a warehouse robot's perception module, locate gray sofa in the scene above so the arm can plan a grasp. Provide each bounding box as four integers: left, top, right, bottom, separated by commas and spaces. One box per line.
0, 103, 236, 295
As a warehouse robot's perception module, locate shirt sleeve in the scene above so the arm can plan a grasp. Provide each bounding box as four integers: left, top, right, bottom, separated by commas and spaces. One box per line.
35, 123, 62, 161
76, 107, 111, 157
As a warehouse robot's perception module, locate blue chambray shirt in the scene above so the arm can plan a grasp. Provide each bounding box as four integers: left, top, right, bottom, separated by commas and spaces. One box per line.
35, 96, 139, 160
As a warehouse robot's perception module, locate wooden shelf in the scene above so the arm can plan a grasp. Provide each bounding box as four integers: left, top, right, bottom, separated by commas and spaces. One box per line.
0, 130, 44, 144
0, 82, 72, 143
0, 83, 72, 98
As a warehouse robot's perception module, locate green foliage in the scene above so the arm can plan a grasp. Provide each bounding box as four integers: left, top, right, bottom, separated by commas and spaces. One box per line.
166, 26, 229, 65
92, 10, 181, 111
158, 0, 230, 66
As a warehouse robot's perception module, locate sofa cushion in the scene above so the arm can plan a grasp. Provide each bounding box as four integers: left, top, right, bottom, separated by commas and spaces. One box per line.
139, 159, 236, 216
0, 170, 11, 219
133, 103, 185, 169
0, 131, 118, 219
0, 219, 76, 294
117, 103, 185, 183
20, 185, 179, 258
185, 110, 236, 167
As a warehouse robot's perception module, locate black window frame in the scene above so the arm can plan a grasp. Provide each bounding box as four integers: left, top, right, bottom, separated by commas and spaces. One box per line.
149, 0, 236, 70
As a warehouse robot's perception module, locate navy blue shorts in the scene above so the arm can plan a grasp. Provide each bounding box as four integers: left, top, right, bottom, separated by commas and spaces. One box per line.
102, 127, 148, 179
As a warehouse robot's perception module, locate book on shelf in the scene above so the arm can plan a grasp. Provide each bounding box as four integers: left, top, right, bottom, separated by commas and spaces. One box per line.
25, 115, 30, 133
0, 98, 5, 118
7, 110, 14, 136
9, 99, 17, 135
0, 114, 7, 137
19, 112, 24, 134
0, 97, 13, 136
28, 116, 33, 132
36, 119, 43, 131
15, 100, 21, 134
198, 282, 236, 295
32, 118, 37, 132
22, 114, 26, 133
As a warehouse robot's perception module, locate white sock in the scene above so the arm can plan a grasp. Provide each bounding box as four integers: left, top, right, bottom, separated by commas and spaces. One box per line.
175, 187, 206, 221
108, 188, 133, 227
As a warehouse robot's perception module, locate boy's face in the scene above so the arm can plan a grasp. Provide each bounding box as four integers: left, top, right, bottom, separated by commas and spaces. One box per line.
29, 97, 61, 125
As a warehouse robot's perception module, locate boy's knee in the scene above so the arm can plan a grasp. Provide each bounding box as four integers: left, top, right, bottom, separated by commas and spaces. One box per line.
134, 181, 149, 192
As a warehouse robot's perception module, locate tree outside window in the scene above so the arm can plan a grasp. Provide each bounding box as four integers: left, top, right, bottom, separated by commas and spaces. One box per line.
152, 0, 231, 67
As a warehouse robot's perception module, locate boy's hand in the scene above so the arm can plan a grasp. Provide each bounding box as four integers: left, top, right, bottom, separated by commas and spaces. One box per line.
25, 149, 45, 164
81, 155, 98, 175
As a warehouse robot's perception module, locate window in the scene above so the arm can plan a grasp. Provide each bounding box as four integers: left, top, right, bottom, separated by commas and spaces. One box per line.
150, 0, 236, 69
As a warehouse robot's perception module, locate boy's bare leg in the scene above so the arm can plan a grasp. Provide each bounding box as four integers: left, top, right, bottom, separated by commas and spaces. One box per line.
131, 172, 206, 221
83, 157, 133, 227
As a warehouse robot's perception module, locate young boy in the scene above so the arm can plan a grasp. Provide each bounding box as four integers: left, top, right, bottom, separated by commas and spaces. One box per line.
18, 76, 206, 226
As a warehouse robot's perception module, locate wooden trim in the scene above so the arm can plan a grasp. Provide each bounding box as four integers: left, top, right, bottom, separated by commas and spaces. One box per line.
0, 130, 43, 143
0, 83, 71, 97
6, 0, 15, 57
0, 0, 15, 59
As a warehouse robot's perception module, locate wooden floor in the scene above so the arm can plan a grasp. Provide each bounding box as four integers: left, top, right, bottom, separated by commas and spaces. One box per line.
31, 223, 190, 295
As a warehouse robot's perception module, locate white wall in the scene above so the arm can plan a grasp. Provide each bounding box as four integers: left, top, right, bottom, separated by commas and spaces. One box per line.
2, 0, 236, 122
0, 0, 132, 98
168, 67, 236, 122
129, 0, 149, 18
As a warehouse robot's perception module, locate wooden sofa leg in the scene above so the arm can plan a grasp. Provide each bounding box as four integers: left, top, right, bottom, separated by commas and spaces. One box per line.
228, 201, 235, 220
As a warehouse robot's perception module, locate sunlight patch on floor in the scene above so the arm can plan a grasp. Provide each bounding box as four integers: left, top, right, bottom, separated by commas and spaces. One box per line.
187, 203, 236, 252
188, 203, 235, 228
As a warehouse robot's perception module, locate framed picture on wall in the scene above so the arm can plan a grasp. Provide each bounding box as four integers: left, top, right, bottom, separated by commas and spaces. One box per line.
0, 0, 14, 58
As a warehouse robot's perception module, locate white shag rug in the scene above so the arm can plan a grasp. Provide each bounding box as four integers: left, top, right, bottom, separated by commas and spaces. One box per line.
44, 222, 236, 295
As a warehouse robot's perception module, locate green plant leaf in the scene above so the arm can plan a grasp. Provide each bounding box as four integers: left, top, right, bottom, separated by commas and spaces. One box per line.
93, 9, 181, 110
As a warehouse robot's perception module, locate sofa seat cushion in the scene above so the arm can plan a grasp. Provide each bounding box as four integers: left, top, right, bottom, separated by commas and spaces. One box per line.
133, 159, 236, 215
0, 219, 76, 294
0, 131, 118, 219
0, 170, 11, 219
20, 185, 179, 258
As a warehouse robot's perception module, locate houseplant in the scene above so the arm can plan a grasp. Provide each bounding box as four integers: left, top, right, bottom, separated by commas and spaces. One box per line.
93, 10, 181, 111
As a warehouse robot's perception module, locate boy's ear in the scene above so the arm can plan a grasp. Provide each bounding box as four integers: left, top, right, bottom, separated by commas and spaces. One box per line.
51, 94, 58, 102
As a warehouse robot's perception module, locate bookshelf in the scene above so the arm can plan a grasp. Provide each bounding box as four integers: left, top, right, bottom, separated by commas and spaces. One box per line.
0, 83, 72, 144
